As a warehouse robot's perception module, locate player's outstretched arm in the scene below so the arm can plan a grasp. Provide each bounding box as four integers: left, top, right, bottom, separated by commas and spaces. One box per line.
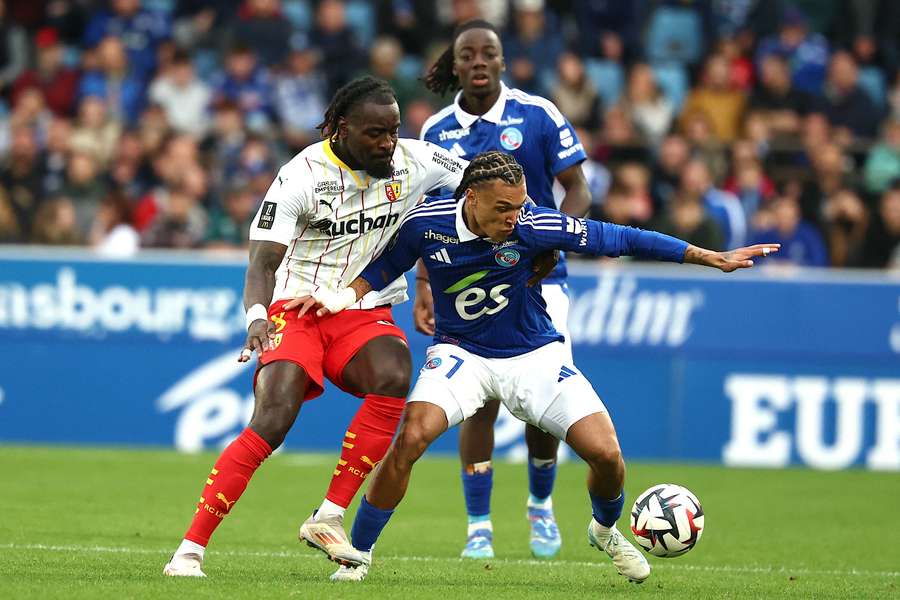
239, 240, 287, 363
683, 243, 781, 272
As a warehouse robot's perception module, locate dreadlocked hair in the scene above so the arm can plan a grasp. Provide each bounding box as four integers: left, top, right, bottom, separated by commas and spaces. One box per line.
454, 151, 524, 199
424, 19, 501, 96
317, 76, 397, 140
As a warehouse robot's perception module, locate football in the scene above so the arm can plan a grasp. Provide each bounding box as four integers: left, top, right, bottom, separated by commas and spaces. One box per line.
630, 484, 704, 558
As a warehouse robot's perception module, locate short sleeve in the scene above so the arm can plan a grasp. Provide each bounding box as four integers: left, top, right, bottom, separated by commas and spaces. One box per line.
248, 166, 313, 246
409, 140, 468, 194
541, 108, 586, 177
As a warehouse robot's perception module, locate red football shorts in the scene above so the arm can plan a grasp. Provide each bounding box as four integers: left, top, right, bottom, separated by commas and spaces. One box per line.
254, 300, 407, 401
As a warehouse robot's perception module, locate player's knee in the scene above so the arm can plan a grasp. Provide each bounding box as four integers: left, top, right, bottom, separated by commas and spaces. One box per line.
583, 442, 623, 472
368, 357, 412, 398
394, 423, 431, 464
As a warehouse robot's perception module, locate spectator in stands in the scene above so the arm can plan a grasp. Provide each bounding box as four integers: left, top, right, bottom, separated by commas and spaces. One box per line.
399, 97, 435, 139
749, 54, 815, 139
574, 1, 639, 62
70, 96, 122, 168
8, 87, 52, 139
615, 162, 653, 224
375, 0, 438, 57
860, 181, 900, 268
205, 185, 255, 250
864, 119, 900, 194
551, 51, 601, 130
597, 104, 647, 165
835, 0, 900, 76
310, 0, 365, 96
30, 196, 80, 245
140, 184, 207, 249
797, 142, 850, 226
229, 0, 292, 68
681, 53, 746, 142
88, 190, 139, 257
682, 109, 728, 184
79, 36, 148, 125
502, 0, 562, 95
204, 101, 247, 197
717, 36, 754, 91
724, 150, 775, 221
368, 36, 418, 113
559, 126, 610, 219
822, 188, 869, 267
275, 45, 327, 152
210, 45, 274, 133
589, 181, 634, 227
0, 185, 19, 242
620, 63, 674, 146
755, 7, 829, 95
650, 182, 725, 251
41, 116, 72, 197
822, 51, 884, 141
12, 27, 79, 117
61, 150, 107, 237
749, 193, 827, 267
651, 133, 691, 209
107, 129, 153, 199
149, 51, 212, 137
680, 158, 747, 248
0, 0, 27, 94
1, 126, 44, 237
83, 0, 170, 77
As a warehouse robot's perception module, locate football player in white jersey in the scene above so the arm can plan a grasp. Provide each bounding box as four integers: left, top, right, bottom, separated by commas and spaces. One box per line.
163, 77, 466, 577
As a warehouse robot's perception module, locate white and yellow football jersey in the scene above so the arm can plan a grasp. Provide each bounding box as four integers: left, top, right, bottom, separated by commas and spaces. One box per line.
249, 138, 466, 308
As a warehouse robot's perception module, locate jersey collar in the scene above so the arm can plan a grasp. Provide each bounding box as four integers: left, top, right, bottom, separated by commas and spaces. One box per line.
323, 138, 371, 188
453, 82, 509, 129
455, 197, 481, 242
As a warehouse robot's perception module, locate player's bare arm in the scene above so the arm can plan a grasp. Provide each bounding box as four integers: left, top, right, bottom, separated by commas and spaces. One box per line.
412, 258, 435, 335
684, 243, 781, 273
238, 240, 287, 362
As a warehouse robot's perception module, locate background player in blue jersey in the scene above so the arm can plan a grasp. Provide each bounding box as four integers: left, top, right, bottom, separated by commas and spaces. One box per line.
287, 152, 779, 583
418, 19, 592, 559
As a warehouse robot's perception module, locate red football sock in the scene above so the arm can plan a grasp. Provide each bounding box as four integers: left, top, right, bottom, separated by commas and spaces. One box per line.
184, 427, 272, 546
325, 394, 405, 508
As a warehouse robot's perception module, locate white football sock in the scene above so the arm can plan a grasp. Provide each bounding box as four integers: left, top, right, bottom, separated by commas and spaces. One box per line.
467, 518, 493, 536
175, 539, 205, 559
527, 494, 553, 510
316, 498, 346, 519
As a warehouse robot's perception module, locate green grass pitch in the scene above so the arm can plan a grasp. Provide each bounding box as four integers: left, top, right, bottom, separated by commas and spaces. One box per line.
1, 446, 898, 599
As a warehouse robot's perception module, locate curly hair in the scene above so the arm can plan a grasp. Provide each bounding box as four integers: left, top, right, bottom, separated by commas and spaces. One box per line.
454, 151, 524, 199
423, 19, 501, 97
316, 76, 397, 140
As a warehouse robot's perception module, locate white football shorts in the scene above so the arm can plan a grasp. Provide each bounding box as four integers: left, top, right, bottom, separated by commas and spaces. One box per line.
541, 282, 572, 359
408, 341, 606, 440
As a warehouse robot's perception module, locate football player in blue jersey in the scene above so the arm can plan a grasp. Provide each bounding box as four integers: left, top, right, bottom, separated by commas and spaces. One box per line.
418, 19, 592, 559
287, 152, 779, 583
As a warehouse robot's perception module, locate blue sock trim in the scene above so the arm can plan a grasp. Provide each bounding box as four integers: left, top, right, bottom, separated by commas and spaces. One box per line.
350, 496, 394, 552
461, 468, 492, 518
467, 514, 490, 524
528, 459, 556, 501
590, 491, 624, 527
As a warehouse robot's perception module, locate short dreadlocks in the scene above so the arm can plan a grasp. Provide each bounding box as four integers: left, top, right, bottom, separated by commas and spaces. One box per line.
423, 19, 501, 97
454, 151, 524, 199
316, 76, 397, 140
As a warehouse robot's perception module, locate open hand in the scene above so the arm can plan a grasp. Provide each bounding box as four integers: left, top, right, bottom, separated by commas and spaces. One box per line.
715, 244, 781, 272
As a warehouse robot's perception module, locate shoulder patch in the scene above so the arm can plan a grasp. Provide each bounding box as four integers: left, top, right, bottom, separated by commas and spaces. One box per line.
257, 201, 277, 230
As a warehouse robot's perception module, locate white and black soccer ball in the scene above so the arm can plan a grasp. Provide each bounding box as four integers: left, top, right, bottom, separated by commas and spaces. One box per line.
630, 484, 704, 558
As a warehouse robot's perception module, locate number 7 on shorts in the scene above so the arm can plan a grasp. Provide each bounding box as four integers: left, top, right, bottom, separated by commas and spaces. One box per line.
446, 355, 464, 379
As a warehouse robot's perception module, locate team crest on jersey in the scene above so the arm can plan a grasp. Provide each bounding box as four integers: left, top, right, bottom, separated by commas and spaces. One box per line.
495, 248, 520, 267
385, 180, 402, 202
500, 127, 523, 151
424, 357, 442, 369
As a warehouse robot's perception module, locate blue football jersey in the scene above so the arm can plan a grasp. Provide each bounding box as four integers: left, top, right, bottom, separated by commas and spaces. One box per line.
420, 83, 587, 283
361, 197, 688, 359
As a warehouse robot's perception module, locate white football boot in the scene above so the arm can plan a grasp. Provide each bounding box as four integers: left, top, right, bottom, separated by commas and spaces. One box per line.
330, 550, 371, 582
163, 552, 206, 577
587, 520, 650, 583
299, 511, 365, 566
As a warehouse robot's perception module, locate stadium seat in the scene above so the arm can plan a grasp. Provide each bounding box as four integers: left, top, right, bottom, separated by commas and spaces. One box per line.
858, 67, 886, 108
584, 59, 624, 108
651, 63, 689, 112
346, 1, 376, 48
283, 0, 313, 31
646, 7, 704, 65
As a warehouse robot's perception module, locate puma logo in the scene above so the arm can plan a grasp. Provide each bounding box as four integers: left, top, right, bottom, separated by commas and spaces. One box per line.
319, 199, 334, 210
216, 492, 236, 510
361, 455, 380, 468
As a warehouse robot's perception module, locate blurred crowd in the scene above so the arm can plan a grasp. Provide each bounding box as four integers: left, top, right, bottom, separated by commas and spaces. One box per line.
0, 0, 898, 269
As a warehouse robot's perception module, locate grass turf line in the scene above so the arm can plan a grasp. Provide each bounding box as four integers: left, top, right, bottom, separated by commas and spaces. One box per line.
0, 446, 898, 599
